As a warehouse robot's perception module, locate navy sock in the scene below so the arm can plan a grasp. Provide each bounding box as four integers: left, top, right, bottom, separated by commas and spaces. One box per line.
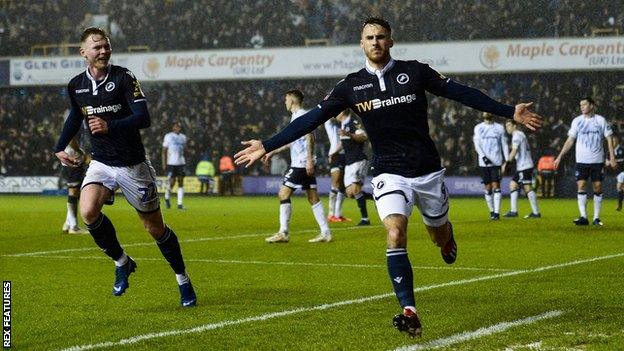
387, 248, 415, 308
355, 192, 369, 218
157, 226, 186, 274
618, 190, 623, 206
86, 214, 123, 261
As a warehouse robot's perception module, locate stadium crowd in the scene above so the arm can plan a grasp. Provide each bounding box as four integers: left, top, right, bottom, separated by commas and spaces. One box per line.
0, 0, 622, 56
1, 72, 622, 177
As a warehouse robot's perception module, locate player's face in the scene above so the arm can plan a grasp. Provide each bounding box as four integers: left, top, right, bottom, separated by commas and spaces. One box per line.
284, 95, 293, 112
505, 122, 514, 134
360, 24, 393, 65
579, 100, 594, 115
173, 123, 181, 133
80, 34, 111, 71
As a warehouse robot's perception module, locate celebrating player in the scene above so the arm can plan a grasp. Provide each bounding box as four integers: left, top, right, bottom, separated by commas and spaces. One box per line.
235, 17, 542, 336
53, 27, 196, 306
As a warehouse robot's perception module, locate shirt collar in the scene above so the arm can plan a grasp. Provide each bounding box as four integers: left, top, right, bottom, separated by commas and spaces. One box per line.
365, 58, 395, 76
85, 65, 111, 95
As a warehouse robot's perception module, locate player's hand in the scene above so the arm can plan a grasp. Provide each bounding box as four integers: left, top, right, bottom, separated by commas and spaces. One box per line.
608, 158, 617, 169
513, 102, 543, 131
501, 162, 507, 174
553, 156, 561, 170
88, 116, 109, 134
482, 156, 492, 166
339, 129, 350, 138
306, 159, 315, 176
55, 151, 80, 168
235, 140, 266, 168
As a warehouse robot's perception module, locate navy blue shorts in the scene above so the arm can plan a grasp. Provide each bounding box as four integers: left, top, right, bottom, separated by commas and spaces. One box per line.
513, 168, 534, 185
480, 166, 502, 184
283, 167, 317, 190
575, 163, 603, 182
166, 165, 185, 178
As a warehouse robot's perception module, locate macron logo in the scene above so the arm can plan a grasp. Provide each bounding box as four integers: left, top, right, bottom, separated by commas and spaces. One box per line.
393, 276, 403, 284
353, 83, 374, 91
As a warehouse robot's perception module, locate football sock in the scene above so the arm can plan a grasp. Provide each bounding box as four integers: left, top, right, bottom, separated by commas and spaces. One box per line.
66, 195, 78, 227
577, 192, 587, 218
527, 190, 539, 214
484, 191, 494, 212
355, 192, 369, 220
509, 189, 518, 212
165, 184, 171, 201
618, 190, 624, 208
156, 226, 186, 275
493, 189, 502, 214
177, 187, 184, 206
386, 248, 415, 308
335, 191, 345, 217
176, 273, 190, 286
593, 193, 602, 220
363, 191, 374, 200
279, 199, 291, 234
114, 253, 128, 267
311, 201, 330, 235
328, 188, 338, 216
86, 213, 123, 261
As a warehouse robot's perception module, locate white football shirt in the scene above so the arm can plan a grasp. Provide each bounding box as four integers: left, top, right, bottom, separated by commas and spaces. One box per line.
162, 132, 187, 166
324, 119, 344, 156
511, 130, 533, 171
568, 114, 613, 164
290, 109, 311, 168
473, 122, 509, 167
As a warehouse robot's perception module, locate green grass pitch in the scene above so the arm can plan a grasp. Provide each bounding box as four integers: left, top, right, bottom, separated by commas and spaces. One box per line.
1, 195, 623, 350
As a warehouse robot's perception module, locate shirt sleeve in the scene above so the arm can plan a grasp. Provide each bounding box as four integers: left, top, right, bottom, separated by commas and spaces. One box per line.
162, 134, 169, 148
419, 63, 515, 118
567, 119, 578, 138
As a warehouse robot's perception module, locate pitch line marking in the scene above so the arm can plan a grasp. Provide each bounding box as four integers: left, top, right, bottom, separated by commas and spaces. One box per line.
391, 310, 564, 351
11, 254, 511, 272
6, 224, 385, 257
58, 253, 623, 351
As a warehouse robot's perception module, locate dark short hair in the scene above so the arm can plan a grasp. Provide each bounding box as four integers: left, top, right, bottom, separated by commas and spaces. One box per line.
286, 89, 304, 103
361, 17, 392, 35
581, 96, 595, 105
80, 27, 109, 43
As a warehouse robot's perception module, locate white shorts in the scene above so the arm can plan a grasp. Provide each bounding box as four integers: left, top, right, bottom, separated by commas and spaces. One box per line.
371, 169, 449, 227
617, 172, 624, 184
344, 160, 368, 187
82, 159, 160, 213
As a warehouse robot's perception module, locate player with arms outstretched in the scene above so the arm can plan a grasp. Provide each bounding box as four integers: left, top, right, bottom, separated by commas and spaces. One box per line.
236, 17, 542, 337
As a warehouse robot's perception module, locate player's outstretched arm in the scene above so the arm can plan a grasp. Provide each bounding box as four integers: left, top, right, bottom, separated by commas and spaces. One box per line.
513, 102, 543, 131
235, 140, 266, 168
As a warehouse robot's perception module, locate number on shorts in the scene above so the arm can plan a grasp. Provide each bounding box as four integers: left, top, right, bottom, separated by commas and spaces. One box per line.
138, 182, 158, 203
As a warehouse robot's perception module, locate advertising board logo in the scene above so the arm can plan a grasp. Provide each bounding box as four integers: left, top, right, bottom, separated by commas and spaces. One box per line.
479, 45, 501, 69
142, 57, 160, 79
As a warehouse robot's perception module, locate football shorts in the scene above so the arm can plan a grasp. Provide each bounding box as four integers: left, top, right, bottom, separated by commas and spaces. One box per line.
82, 159, 160, 212
63, 164, 87, 188
371, 168, 449, 227
166, 165, 186, 178
512, 168, 534, 185
329, 153, 346, 173
344, 160, 368, 187
616, 171, 624, 184
574, 163, 603, 182
480, 166, 502, 184
283, 167, 317, 190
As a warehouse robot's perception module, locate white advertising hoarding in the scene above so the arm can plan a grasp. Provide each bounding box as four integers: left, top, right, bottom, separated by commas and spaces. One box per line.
10, 37, 624, 86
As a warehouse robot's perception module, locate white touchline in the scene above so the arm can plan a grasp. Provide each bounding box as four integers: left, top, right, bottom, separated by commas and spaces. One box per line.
391, 310, 564, 351
58, 252, 624, 351
11, 254, 511, 272
6, 224, 385, 257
